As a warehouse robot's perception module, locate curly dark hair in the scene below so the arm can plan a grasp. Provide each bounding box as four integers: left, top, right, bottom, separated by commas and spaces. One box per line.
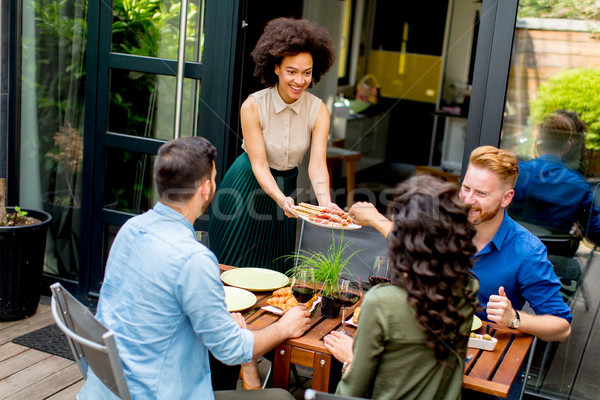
250, 17, 336, 87
387, 175, 478, 363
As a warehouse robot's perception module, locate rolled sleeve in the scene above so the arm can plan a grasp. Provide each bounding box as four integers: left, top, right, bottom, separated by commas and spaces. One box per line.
518, 244, 573, 323
176, 252, 254, 365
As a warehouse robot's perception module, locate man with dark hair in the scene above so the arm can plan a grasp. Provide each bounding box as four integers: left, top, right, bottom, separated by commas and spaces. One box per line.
79, 137, 308, 400
510, 112, 600, 247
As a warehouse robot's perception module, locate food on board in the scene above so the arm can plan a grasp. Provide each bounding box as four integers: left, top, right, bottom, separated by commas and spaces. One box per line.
294, 202, 355, 227
352, 306, 361, 324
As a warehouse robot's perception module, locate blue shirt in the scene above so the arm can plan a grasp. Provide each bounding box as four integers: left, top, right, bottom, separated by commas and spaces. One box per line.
472, 211, 572, 323
78, 202, 254, 400
511, 154, 600, 245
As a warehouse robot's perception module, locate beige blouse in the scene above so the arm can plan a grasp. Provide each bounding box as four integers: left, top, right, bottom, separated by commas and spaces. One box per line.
242, 85, 322, 171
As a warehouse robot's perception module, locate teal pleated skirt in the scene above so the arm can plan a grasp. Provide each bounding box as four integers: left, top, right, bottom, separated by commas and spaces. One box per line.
208, 153, 298, 273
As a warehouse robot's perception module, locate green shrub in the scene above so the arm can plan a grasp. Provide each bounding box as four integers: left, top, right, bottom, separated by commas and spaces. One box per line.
529, 68, 600, 150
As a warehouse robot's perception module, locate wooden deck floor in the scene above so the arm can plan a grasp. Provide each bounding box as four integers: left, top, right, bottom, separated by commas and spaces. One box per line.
0, 303, 83, 400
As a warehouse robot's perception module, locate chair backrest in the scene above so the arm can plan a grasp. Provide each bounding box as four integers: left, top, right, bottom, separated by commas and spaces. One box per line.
305, 389, 369, 400
297, 220, 389, 284
546, 255, 582, 307
50, 283, 132, 400
514, 219, 580, 257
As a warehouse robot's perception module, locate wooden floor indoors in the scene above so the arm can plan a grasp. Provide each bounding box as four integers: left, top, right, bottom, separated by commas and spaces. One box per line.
0, 302, 83, 400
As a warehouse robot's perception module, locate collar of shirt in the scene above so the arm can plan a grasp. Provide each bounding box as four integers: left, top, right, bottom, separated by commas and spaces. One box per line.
272, 84, 305, 114
153, 201, 196, 237
476, 209, 512, 256
536, 154, 563, 165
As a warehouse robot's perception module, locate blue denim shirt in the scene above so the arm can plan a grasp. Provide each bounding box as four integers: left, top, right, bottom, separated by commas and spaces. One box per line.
473, 210, 572, 323
78, 202, 254, 400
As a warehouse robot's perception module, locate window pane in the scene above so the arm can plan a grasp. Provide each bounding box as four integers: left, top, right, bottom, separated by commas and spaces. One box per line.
108, 69, 200, 139
501, 3, 600, 398
111, 0, 205, 62
20, 0, 87, 280
104, 149, 159, 214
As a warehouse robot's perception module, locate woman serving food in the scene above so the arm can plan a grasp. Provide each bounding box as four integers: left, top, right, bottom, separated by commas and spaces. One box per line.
209, 17, 339, 273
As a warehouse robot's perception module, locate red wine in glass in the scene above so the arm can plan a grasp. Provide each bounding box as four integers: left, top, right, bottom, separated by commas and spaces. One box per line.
336, 274, 362, 335
291, 266, 316, 304
292, 285, 316, 303
369, 256, 391, 287
368, 276, 391, 286
333, 291, 360, 308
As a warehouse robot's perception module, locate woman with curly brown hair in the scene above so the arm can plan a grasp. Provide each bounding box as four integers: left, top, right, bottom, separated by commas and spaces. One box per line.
323, 175, 479, 400
209, 18, 339, 273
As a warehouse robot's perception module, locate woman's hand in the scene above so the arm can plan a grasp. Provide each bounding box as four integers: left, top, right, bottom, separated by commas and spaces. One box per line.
323, 330, 354, 364
282, 197, 298, 218
348, 202, 381, 225
321, 201, 343, 212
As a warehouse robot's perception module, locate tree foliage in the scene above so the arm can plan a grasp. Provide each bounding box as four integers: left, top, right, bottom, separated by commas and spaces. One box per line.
518, 0, 600, 20
529, 68, 600, 150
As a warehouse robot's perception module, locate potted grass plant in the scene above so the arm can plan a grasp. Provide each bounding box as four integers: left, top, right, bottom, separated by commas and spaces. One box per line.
0, 178, 52, 320
285, 232, 360, 318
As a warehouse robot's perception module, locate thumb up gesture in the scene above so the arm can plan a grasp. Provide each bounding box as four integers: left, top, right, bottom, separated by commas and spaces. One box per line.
486, 286, 516, 327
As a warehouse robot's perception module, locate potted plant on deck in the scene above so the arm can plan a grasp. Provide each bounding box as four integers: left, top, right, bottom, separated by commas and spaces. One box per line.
0, 178, 52, 320
285, 232, 360, 318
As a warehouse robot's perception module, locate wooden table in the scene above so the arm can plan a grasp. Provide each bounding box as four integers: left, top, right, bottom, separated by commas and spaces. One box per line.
464, 322, 534, 398
220, 264, 357, 393
220, 265, 534, 397
415, 165, 460, 184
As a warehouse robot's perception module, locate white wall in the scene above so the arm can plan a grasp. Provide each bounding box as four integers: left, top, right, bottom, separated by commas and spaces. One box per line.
442, 0, 481, 102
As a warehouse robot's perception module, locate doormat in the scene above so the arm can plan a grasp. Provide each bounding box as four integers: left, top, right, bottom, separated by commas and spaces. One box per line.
12, 324, 75, 361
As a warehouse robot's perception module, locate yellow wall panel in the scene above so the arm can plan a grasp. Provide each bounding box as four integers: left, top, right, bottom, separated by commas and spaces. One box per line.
367, 50, 443, 104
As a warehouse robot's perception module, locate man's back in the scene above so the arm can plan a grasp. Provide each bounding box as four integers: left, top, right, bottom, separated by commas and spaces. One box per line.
78, 202, 253, 400
511, 154, 600, 244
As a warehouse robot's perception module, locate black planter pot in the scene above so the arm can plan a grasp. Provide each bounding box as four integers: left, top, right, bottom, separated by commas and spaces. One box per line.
0, 208, 52, 321
320, 295, 341, 318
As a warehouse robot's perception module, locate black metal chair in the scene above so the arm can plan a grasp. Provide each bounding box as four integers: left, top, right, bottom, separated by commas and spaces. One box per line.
297, 220, 389, 284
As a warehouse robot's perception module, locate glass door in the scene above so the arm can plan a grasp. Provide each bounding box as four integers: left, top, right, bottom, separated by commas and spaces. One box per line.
81, 0, 240, 296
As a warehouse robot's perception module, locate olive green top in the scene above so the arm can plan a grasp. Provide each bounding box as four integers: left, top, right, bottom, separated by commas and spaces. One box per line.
337, 281, 476, 400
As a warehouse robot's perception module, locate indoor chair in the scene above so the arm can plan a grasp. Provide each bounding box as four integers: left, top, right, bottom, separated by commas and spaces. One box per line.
50, 282, 132, 400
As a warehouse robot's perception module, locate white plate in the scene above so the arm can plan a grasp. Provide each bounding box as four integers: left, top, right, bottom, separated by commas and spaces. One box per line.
221, 268, 290, 291
297, 213, 362, 230
224, 286, 257, 312
345, 316, 358, 327
262, 297, 321, 315
471, 315, 482, 331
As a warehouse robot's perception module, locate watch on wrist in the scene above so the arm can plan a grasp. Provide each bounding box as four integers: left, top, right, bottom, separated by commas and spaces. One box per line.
509, 310, 521, 329
342, 360, 351, 375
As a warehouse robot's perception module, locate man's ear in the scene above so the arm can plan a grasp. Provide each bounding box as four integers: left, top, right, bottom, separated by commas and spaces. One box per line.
199, 179, 211, 199
501, 188, 514, 208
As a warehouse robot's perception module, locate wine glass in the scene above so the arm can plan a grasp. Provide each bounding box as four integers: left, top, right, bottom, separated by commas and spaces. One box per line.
333, 273, 362, 335
195, 231, 210, 248
291, 266, 316, 305
368, 256, 391, 287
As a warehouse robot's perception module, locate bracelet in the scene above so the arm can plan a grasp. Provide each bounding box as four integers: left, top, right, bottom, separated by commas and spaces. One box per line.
342, 360, 351, 375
